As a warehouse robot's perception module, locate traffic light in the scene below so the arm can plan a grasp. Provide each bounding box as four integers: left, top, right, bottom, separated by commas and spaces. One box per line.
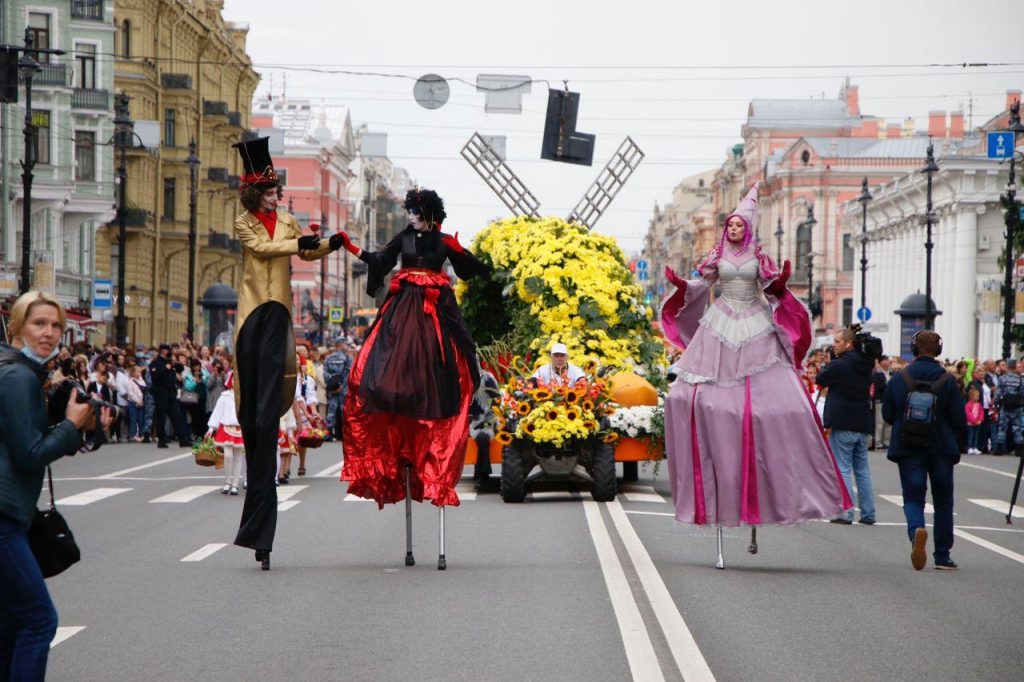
0, 47, 18, 104
541, 89, 595, 166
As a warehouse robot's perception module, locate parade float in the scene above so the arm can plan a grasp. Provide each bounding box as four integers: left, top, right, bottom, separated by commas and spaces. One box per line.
457, 215, 667, 501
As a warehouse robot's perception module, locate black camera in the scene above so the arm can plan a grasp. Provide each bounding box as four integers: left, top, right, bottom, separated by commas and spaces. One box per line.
48, 379, 119, 451
850, 324, 883, 361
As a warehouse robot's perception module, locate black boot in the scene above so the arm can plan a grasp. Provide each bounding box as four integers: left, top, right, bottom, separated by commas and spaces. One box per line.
255, 549, 270, 570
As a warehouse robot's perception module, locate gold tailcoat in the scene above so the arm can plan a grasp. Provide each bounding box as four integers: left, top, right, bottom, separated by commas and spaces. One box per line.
232, 209, 331, 417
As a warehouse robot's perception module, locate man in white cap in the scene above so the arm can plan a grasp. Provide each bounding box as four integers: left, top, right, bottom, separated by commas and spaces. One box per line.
531, 342, 585, 386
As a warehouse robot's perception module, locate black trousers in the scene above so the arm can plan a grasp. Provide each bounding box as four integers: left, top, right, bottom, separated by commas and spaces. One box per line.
153, 390, 189, 444
234, 302, 291, 552
473, 434, 492, 479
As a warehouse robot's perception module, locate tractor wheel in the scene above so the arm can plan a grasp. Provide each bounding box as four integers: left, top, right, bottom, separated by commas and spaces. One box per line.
501, 441, 527, 503
590, 441, 617, 502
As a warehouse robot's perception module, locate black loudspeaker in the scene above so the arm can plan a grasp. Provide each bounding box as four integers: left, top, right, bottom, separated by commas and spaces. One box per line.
0, 47, 19, 104
541, 89, 595, 166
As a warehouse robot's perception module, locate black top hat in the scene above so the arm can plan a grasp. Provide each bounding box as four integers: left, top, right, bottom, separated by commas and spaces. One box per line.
232, 137, 279, 189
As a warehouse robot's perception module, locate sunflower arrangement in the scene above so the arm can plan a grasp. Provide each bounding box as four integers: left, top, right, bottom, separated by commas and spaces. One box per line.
494, 357, 618, 449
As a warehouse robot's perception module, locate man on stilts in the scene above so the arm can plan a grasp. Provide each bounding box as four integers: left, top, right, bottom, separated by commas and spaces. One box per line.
230, 137, 344, 570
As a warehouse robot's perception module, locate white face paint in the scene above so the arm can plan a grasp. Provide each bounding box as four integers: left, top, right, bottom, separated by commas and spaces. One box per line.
409, 211, 430, 232
259, 188, 278, 212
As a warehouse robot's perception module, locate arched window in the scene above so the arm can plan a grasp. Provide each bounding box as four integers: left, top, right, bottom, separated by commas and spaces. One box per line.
795, 222, 811, 275
121, 20, 131, 58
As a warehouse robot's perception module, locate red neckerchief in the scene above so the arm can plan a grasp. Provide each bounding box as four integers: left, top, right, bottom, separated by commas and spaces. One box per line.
254, 210, 277, 240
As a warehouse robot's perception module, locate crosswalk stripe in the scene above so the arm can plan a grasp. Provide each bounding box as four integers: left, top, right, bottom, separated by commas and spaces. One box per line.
278, 500, 301, 512
954, 529, 1024, 565
276, 485, 307, 502
968, 498, 1024, 519
880, 493, 934, 514
314, 461, 343, 478
50, 626, 85, 648
344, 494, 374, 502
960, 462, 1018, 480
455, 483, 477, 502
181, 543, 227, 562
150, 485, 222, 503
98, 451, 192, 478
55, 488, 131, 506
620, 485, 666, 504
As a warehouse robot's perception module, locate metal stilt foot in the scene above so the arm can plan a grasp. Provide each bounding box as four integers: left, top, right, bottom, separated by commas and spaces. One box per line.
748, 526, 758, 555
437, 506, 447, 571
715, 526, 725, 570
404, 465, 415, 566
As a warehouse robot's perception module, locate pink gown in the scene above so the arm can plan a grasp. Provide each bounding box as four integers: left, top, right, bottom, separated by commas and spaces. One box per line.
662, 247, 851, 526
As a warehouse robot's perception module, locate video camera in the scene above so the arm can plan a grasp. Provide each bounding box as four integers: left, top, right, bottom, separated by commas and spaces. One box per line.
850, 323, 883, 362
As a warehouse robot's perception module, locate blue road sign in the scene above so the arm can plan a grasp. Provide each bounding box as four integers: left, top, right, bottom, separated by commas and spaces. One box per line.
857, 306, 872, 323
92, 279, 112, 309
988, 132, 1015, 160
637, 270, 649, 282
636, 259, 648, 271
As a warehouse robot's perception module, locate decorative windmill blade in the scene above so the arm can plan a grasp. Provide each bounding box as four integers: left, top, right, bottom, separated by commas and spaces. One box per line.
568, 136, 645, 230
461, 132, 541, 218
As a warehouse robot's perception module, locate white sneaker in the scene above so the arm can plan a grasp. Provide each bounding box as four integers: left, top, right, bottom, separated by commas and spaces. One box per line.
229, 486, 239, 496
221, 483, 231, 494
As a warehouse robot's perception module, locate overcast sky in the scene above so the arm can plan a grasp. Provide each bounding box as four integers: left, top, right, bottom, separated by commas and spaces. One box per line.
223, 0, 1024, 253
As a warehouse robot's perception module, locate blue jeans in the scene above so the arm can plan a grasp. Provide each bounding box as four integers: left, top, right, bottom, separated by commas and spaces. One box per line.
0, 516, 58, 682
966, 425, 980, 451
127, 404, 145, 439
829, 430, 875, 522
898, 455, 955, 561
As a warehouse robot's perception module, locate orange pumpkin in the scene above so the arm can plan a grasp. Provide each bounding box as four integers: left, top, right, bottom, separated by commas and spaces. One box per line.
608, 371, 659, 407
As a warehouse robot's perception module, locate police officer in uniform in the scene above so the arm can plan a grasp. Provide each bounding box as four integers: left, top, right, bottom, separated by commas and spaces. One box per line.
994, 358, 1024, 456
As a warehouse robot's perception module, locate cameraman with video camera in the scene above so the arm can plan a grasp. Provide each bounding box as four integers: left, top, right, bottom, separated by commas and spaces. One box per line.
0, 292, 113, 679
816, 325, 878, 525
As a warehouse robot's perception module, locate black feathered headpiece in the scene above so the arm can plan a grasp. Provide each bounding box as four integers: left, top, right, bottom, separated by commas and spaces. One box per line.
403, 188, 446, 226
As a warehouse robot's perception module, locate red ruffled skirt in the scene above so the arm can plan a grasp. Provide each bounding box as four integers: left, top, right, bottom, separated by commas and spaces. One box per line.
342, 269, 477, 508
213, 425, 244, 447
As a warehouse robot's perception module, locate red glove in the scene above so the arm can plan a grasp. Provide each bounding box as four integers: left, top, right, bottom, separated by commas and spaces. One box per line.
665, 266, 687, 290
441, 232, 466, 255
330, 231, 360, 256
766, 259, 791, 297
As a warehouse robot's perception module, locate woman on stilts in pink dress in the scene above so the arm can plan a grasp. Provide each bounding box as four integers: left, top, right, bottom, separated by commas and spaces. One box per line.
661, 182, 851, 569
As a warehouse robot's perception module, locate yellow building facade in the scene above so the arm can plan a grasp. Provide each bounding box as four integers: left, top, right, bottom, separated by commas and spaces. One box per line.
104, 0, 258, 345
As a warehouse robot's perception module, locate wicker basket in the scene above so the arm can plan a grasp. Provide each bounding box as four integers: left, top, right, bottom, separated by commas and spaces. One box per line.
192, 436, 222, 467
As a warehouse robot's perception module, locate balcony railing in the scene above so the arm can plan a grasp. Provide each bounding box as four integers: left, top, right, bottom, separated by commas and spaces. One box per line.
202, 100, 229, 117
161, 73, 192, 90
209, 233, 230, 248
71, 88, 111, 111
71, 1, 104, 21
23, 62, 69, 88
227, 111, 242, 127
122, 207, 149, 227
207, 167, 229, 183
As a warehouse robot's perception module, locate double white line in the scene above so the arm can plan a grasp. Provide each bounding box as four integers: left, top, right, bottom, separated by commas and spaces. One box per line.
583, 499, 715, 682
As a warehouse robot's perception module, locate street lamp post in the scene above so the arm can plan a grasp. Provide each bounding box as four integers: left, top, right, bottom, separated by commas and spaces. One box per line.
112, 92, 136, 347
804, 203, 818, 313
18, 28, 41, 295
774, 216, 784, 265
922, 140, 939, 331
186, 139, 200, 341
1002, 99, 1024, 360
318, 213, 327, 344
858, 177, 873, 314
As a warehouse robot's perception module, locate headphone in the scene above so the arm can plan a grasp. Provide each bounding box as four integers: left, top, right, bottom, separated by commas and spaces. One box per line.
910, 330, 942, 358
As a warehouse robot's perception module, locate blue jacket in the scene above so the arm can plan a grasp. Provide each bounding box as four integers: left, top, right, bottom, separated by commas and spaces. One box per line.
816, 349, 873, 434
881, 357, 966, 463
0, 346, 84, 526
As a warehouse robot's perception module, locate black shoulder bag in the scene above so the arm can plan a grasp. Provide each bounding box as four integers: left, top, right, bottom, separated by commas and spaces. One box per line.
28, 466, 81, 578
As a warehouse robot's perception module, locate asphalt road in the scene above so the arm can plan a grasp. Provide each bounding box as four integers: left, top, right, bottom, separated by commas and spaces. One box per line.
39, 442, 1024, 681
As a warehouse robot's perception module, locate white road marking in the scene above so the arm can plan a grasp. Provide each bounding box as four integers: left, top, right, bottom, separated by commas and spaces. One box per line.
608, 500, 716, 682
954, 529, 1024, 566
960, 462, 1018, 479
530, 490, 582, 501
278, 500, 301, 512
455, 483, 477, 501
98, 452, 193, 478
621, 489, 666, 504
582, 500, 665, 682
55, 475, 223, 482
50, 626, 85, 648
181, 543, 227, 562
344, 494, 374, 502
149, 485, 222, 503
968, 498, 1024, 519
625, 512, 1024, 534
276, 485, 307, 502
314, 461, 344, 478
880, 494, 935, 514
55, 487, 131, 506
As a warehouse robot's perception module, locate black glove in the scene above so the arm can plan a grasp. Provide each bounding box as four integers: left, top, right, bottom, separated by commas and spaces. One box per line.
329, 233, 346, 252
297, 235, 321, 251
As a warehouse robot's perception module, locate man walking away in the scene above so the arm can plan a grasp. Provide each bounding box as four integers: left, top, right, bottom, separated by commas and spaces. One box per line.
817, 327, 875, 525
882, 331, 966, 570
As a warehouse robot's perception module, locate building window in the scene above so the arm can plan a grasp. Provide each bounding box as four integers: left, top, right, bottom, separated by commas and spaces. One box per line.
842, 298, 853, 327
121, 20, 131, 58
27, 13, 51, 63
164, 109, 176, 147
163, 178, 176, 221
31, 110, 50, 164
795, 222, 811, 276
842, 233, 855, 271
75, 131, 95, 180
75, 44, 96, 89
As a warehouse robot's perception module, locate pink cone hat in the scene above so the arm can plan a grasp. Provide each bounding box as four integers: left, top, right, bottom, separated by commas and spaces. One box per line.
717, 181, 760, 251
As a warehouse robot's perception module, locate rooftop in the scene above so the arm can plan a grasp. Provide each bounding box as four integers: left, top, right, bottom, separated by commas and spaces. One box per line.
747, 98, 858, 129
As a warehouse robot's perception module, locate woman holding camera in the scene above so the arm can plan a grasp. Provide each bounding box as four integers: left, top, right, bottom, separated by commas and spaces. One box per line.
0, 291, 107, 680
